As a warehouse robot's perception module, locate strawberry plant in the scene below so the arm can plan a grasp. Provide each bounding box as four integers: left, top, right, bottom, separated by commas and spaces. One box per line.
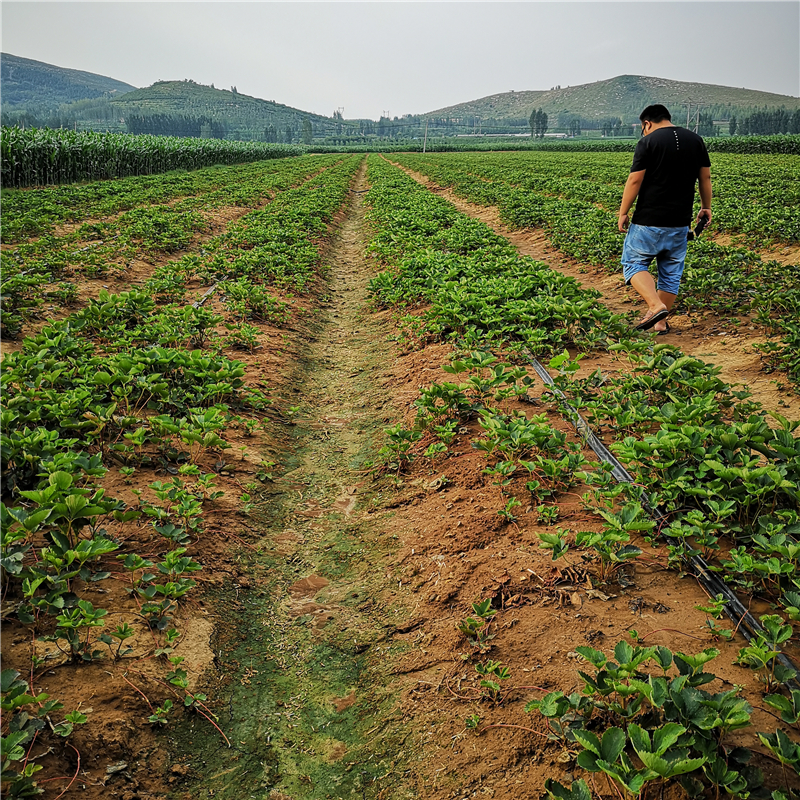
736, 615, 797, 691
475, 660, 511, 702
576, 503, 650, 583
457, 598, 497, 653
527, 640, 769, 798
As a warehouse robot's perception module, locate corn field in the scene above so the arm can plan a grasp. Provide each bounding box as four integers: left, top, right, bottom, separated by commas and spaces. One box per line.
0, 126, 306, 187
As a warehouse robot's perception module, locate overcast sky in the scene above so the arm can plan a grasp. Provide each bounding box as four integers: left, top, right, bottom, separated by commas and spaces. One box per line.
2, 1, 798, 120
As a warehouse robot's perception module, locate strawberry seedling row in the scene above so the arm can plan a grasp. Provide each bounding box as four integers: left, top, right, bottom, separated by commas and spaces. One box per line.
1, 155, 346, 338
363, 154, 800, 799
1, 155, 341, 244
0, 155, 362, 796
392, 152, 800, 387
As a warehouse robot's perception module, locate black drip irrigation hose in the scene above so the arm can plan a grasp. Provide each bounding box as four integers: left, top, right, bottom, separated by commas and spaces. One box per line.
192, 283, 218, 309
522, 349, 800, 685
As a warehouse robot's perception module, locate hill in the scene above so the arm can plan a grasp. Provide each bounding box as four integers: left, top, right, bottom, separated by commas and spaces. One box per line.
1, 52, 136, 110
425, 74, 800, 123
109, 80, 349, 141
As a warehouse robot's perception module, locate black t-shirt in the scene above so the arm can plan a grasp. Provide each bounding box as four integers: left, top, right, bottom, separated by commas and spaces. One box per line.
630, 126, 711, 227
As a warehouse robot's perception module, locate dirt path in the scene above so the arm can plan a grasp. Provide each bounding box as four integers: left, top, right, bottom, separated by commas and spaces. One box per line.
390, 160, 800, 419
169, 159, 417, 800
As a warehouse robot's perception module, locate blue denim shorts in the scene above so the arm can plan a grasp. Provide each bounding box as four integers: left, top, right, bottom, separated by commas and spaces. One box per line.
621, 224, 689, 296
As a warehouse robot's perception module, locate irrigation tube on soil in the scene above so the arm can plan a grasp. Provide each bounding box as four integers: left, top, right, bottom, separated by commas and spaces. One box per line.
192, 284, 218, 309
524, 348, 800, 685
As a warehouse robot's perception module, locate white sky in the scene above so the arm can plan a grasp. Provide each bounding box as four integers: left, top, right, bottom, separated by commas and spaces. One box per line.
2, 1, 799, 120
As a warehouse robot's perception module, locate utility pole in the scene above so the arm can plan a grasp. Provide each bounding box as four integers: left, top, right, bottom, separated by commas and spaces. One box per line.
680, 101, 708, 133
423, 118, 429, 153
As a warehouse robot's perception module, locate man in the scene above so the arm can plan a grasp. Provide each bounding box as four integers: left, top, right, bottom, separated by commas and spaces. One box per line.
618, 104, 712, 333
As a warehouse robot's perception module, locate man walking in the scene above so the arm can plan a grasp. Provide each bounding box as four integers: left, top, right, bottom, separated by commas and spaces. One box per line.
618, 104, 712, 332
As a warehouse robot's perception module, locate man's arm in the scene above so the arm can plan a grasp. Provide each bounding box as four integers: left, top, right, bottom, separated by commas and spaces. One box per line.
618, 169, 645, 232
698, 166, 712, 225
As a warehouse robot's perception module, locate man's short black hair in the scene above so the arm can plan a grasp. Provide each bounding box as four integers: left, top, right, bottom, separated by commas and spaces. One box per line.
640, 104, 672, 123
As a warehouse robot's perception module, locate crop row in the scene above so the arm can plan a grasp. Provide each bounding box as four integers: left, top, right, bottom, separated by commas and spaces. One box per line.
390, 152, 800, 385
0, 155, 346, 337
389, 152, 792, 311
365, 157, 632, 354
366, 155, 800, 632
0, 155, 361, 795
315, 134, 800, 156
393, 151, 800, 248
0, 126, 307, 188
363, 155, 800, 798
1, 154, 344, 244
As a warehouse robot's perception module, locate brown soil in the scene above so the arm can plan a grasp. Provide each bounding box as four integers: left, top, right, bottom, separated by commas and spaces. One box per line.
390, 159, 800, 420
375, 344, 797, 799
709, 232, 800, 268
5, 155, 799, 800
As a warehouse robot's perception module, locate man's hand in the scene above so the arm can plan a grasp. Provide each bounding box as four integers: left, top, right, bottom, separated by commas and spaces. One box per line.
618, 213, 629, 233
697, 208, 712, 227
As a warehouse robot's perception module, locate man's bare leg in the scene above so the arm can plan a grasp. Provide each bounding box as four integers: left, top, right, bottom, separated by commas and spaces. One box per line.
629, 272, 668, 326
653, 290, 677, 332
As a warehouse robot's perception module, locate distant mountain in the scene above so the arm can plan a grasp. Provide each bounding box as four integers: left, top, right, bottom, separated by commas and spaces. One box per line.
109, 79, 343, 140
424, 75, 800, 122
1, 52, 136, 110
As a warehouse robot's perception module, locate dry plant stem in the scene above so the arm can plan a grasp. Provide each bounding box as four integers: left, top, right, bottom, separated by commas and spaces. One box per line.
128, 667, 231, 747
480, 723, 549, 738
731, 607, 750, 639
29, 630, 36, 687
607, 772, 625, 800
121, 673, 154, 712
638, 627, 704, 642
445, 679, 482, 702
21, 729, 39, 776
195, 707, 232, 748
52, 744, 81, 800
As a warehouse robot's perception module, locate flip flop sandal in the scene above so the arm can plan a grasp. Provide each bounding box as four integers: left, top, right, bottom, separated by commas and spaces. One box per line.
634, 308, 669, 331
656, 320, 671, 336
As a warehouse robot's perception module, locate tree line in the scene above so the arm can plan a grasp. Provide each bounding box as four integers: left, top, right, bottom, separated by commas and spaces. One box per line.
529, 108, 549, 137
125, 113, 227, 139
729, 108, 800, 136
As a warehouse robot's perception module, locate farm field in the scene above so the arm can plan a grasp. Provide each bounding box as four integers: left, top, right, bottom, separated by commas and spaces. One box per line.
3, 149, 800, 800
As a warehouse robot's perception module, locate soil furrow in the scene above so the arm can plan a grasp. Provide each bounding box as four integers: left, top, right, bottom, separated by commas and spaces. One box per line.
170, 159, 416, 800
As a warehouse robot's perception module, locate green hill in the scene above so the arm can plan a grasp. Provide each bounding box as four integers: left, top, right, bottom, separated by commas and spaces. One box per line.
425, 74, 800, 124
1, 52, 136, 110
109, 80, 349, 142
